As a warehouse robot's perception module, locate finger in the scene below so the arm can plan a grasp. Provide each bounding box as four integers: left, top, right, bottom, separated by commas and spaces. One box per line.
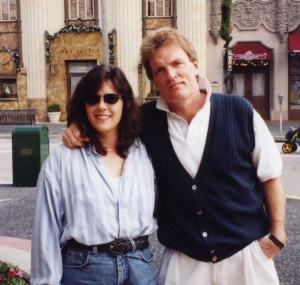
80, 136, 90, 142
70, 124, 90, 142
62, 132, 85, 148
258, 239, 279, 258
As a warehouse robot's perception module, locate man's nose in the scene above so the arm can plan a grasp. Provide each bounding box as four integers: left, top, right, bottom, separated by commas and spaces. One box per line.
165, 67, 176, 79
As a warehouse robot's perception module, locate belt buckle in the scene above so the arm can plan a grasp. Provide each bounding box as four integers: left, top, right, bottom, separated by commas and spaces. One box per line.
109, 239, 125, 256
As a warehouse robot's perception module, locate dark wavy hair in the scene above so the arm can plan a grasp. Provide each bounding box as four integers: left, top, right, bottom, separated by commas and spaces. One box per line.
67, 64, 140, 158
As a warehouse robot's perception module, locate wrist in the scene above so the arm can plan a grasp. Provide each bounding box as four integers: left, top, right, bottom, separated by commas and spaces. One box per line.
269, 234, 286, 250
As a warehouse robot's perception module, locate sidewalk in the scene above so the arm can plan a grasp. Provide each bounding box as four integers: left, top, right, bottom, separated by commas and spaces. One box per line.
0, 237, 31, 278
0, 122, 67, 139
0, 123, 66, 278
264, 120, 300, 141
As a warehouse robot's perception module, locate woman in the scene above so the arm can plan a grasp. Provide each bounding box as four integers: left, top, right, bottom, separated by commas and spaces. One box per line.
31, 65, 158, 285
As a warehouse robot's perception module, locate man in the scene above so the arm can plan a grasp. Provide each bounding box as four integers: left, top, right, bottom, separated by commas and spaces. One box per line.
63, 28, 286, 285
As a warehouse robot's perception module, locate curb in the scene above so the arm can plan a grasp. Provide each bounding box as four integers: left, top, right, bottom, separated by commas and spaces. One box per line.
0, 237, 31, 280
0, 246, 31, 279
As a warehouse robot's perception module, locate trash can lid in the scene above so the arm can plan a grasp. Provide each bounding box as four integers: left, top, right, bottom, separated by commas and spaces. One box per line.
12, 126, 49, 136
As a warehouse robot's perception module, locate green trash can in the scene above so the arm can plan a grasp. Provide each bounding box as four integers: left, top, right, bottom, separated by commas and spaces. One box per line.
12, 126, 49, 187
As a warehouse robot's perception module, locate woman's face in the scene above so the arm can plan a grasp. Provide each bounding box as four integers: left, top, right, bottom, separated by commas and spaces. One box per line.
85, 79, 123, 137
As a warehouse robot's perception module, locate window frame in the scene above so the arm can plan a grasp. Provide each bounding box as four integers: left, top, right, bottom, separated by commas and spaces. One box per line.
0, 0, 17, 22
65, 0, 98, 25
146, 0, 173, 18
0, 75, 18, 100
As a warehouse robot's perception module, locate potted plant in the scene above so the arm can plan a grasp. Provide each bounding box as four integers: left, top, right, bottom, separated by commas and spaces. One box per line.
47, 103, 61, 123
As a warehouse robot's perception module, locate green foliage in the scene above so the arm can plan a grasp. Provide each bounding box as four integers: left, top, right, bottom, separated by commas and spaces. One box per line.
48, 103, 61, 112
220, 0, 232, 47
0, 49, 21, 72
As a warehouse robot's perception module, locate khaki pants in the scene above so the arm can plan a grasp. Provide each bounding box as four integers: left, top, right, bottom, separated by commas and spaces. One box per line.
158, 240, 279, 285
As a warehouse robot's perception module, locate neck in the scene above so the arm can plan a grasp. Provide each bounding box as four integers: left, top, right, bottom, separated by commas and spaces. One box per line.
168, 91, 207, 124
97, 131, 119, 152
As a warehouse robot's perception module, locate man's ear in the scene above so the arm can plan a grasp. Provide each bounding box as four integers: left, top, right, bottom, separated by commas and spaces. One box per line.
193, 60, 200, 81
193, 60, 199, 72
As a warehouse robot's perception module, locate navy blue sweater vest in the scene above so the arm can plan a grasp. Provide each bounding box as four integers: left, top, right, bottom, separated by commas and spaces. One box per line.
140, 93, 270, 263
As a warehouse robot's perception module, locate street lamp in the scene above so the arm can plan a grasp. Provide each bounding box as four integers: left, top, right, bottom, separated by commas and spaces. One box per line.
278, 94, 284, 136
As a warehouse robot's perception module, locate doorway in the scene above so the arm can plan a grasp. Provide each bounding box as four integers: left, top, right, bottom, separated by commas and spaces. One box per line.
67, 60, 97, 97
232, 67, 270, 119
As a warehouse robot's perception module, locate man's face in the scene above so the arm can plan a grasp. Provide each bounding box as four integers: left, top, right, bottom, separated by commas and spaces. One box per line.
149, 43, 200, 107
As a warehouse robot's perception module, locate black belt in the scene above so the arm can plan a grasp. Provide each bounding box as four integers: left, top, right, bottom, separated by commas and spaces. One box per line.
66, 236, 149, 256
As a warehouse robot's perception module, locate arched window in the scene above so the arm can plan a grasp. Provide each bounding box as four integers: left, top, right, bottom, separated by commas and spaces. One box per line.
0, 0, 17, 21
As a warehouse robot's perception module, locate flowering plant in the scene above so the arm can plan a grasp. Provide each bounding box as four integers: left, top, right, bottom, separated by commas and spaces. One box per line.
0, 261, 29, 284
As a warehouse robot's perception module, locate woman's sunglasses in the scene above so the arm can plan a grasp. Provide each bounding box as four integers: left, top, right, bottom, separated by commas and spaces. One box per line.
85, 93, 122, 105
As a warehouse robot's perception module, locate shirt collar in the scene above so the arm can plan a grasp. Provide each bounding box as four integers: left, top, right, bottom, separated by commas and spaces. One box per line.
86, 140, 139, 156
156, 76, 212, 113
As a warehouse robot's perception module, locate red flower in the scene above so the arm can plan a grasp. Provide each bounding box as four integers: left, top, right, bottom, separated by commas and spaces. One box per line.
6, 269, 16, 278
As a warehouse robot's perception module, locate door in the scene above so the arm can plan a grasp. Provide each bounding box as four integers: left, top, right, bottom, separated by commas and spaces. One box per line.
67, 60, 97, 97
232, 67, 270, 119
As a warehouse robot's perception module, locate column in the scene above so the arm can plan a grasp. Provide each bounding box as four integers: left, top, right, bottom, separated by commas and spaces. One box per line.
21, 0, 47, 99
113, 0, 142, 96
177, 0, 207, 76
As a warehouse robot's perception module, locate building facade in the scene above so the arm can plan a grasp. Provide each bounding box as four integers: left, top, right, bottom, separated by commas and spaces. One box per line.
0, 0, 299, 121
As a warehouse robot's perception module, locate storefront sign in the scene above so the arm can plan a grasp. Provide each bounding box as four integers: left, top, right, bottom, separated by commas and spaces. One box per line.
233, 51, 267, 61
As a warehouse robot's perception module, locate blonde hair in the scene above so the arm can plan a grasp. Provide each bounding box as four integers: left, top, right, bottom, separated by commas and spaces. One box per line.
140, 27, 198, 80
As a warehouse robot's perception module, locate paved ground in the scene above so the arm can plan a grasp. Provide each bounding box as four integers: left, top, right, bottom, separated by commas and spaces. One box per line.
0, 120, 300, 283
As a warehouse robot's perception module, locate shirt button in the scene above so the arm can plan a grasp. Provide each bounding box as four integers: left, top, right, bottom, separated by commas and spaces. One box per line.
192, 185, 197, 190
196, 210, 203, 215
202, 232, 208, 238
212, 256, 218, 262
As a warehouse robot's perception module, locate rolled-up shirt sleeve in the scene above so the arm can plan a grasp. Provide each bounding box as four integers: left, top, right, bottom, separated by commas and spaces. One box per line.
252, 110, 282, 182
31, 167, 64, 285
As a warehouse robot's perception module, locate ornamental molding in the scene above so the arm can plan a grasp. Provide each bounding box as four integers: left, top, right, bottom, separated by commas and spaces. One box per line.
210, 0, 300, 44
210, 0, 222, 43
44, 24, 117, 64
232, 0, 300, 42
232, 0, 277, 32
286, 0, 300, 32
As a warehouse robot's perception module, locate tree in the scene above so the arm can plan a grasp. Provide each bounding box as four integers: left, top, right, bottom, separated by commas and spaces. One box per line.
220, 0, 232, 94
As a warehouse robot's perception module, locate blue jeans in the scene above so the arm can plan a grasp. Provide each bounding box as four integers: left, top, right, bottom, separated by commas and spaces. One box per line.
60, 245, 157, 285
